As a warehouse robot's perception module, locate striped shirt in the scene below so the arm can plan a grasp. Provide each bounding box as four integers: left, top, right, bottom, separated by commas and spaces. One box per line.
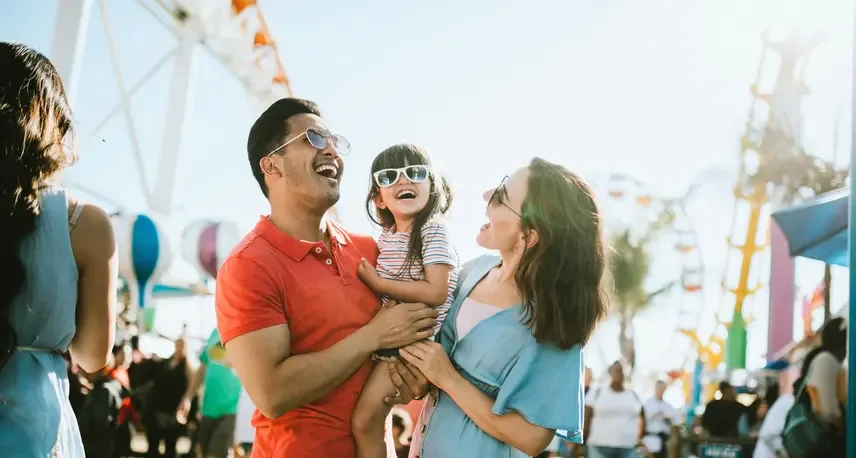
376, 221, 459, 332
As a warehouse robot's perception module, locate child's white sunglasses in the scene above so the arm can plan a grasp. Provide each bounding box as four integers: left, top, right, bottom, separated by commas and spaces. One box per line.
373, 165, 430, 187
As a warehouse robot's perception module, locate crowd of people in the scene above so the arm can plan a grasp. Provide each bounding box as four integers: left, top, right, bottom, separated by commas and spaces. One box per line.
0, 40, 849, 458
59, 330, 249, 457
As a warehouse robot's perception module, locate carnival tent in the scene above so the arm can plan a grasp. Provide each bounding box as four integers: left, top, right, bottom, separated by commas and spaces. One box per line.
771, 188, 849, 267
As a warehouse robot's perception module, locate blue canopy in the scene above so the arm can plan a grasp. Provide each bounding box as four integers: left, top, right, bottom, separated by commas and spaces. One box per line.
771, 188, 849, 267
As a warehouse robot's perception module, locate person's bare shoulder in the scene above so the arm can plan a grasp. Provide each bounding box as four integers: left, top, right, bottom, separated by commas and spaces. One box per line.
69, 201, 116, 264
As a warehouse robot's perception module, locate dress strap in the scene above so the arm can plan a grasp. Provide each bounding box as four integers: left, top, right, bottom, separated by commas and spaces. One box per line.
68, 200, 84, 232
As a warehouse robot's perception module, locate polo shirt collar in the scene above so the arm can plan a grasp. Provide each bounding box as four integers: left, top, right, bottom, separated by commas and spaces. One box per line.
255, 216, 348, 261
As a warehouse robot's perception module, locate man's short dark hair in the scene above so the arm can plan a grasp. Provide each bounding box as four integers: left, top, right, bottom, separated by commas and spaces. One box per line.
246, 98, 322, 197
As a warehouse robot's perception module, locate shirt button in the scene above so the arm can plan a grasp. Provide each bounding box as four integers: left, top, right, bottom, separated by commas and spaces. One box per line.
421, 424, 427, 433
315, 247, 322, 254
325, 259, 332, 265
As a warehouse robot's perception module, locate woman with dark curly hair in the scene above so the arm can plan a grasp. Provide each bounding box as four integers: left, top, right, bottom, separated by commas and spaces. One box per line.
0, 42, 118, 456
394, 157, 609, 457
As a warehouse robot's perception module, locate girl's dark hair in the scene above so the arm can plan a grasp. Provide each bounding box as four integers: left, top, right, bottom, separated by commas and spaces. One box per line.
0, 42, 75, 368
793, 317, 847, 393
365, 143, 452, 277
515, 157, 609, 350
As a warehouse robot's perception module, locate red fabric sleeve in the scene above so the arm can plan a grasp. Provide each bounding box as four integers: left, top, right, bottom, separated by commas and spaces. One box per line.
215, 256, 286, 345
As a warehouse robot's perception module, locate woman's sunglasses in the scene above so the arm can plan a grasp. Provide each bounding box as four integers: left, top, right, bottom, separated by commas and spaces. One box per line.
489, 176, 522, 219
373, 165, 429, 188
267, 128, 351, 156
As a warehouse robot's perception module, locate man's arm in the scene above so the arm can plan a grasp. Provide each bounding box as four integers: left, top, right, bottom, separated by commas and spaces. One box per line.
228, 303, 437, 419
218, 256, 438, 419
227, 322, 370, 418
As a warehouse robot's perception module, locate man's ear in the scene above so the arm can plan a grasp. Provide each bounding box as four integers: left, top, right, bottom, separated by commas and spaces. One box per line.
260, 157, 280, 177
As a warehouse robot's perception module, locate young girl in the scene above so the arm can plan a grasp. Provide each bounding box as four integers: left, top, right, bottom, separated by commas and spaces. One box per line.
352, 143, 458, 458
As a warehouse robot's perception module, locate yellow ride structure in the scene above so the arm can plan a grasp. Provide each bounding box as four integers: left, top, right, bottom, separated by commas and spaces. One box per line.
681, 30, 818, 405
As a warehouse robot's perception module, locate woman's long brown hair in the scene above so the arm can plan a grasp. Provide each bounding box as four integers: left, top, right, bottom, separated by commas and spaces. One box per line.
515, 157, 609, 350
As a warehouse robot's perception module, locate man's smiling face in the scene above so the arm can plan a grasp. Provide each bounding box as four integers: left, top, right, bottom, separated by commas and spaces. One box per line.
262, 113, 345, 211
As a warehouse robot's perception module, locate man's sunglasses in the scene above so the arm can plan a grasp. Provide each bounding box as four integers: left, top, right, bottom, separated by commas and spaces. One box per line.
267, 128, 351, 157
489, 175, 522, 219
373, 165, 430, 188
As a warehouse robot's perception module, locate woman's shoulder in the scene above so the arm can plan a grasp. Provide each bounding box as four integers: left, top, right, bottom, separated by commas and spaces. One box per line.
67, 198, 115, 264
457, 254, 501, 280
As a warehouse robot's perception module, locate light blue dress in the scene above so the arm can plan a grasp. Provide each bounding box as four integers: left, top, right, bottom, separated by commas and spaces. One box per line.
0, 188, 85, 457
409, 254, 586, 458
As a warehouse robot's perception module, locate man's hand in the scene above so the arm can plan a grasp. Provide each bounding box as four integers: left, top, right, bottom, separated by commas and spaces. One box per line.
385, 356, 431, 405
367, 302, 438, 350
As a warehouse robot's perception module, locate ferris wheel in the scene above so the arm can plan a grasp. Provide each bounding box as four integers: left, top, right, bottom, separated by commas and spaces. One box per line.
595, 173, 707, 372
49, 0, 338, 333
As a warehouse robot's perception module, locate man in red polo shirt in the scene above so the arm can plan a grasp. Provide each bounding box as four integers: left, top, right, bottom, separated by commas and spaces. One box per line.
216, 98, 438, 458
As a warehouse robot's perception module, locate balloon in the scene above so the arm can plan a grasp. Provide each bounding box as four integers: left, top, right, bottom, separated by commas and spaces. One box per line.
112, 212, 172, 331
181, 220, 240, 279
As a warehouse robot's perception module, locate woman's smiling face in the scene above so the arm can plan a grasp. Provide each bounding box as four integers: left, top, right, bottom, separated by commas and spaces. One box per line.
477, 167, 528, 252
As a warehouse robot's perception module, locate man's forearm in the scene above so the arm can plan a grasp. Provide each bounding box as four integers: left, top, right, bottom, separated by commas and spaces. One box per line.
264, 326, 378, 417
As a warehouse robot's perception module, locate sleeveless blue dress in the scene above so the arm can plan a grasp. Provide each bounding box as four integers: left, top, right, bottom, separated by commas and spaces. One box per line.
0, 188, 85, 457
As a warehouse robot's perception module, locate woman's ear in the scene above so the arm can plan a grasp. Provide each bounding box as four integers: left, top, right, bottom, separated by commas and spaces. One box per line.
524, 228, 539, 249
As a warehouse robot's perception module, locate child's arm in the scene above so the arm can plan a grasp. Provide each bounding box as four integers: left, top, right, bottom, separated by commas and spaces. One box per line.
357, 260, 451, 307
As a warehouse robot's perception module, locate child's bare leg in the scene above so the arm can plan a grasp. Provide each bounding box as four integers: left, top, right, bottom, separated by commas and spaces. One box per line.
353, 361, 398, 458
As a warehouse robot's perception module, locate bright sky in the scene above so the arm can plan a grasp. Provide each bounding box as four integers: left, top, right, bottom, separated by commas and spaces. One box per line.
3, 0, 854, 394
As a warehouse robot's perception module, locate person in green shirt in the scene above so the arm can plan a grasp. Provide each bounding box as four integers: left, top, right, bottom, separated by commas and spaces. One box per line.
180, 329, 243, 458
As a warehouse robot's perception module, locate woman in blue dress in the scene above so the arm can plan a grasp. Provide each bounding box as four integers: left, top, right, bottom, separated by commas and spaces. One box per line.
0, 42, 118, 456
393, 157, 609, 457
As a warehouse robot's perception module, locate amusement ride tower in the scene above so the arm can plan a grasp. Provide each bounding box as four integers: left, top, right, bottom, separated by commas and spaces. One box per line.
718, 30, 818, 371
680, 30, 820, 410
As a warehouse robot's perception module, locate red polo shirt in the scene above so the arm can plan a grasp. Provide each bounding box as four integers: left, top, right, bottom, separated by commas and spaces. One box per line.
216, 217, 381, 458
